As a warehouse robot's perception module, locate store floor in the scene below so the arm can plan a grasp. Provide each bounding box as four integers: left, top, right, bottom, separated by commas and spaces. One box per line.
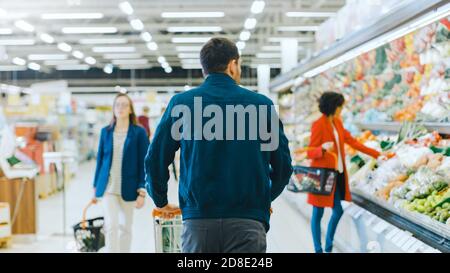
0, 161, 314, 253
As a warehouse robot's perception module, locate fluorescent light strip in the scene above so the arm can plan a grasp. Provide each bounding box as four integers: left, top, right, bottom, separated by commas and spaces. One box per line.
171, 37, 210, 43
103, 64, 113, 74
41, 13, 104, 19
12, 57, 26, 66
181, 59, 201, 65
79, 38, 127, 44
161, 12, 225, 18
177, 53, 199, 59
56, 64, 90, 70
236, 41, 246, 50
250, 63, 281, 69
140, 32, 152, 42
85, 57, 96, 65
62, 27, 117, 34
39, 33, 55, 43
240, 31, 251, 41
119, 1, 134, 15
58, 42, 72, 52
44, 60, 80, 66
164, 67, 173, 73
146, 42, 158, 51
182, 64, 202, 69
256, 53, 281, 58
118, 64, 152, 70
92, 46, 135, 53
286, 11, 335, 17
103, 53, 143, 59
157, 56, 166, 63
244, 18, 257, 30
268, 37, 315, 43
0, 65, 27, 71
72, 51, 84, 59
277, 26, 320, 32
261, 45, 281, 51
0, 28, 13, 35
251, 1, 266, 14
167, 26, 222, 32
15, 20, 35, 32
112, 59, 148, 65
130, 19, 144, 31
28, 62, 40, 71
0, 39, 35, 45
176, 46, 202, 52
28, 54, 67, 60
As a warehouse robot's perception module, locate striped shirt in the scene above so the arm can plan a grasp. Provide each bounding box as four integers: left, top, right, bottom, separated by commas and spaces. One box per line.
106, 131, 128, 195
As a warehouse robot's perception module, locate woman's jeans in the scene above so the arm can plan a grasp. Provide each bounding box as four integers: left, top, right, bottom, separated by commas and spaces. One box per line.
311, 174, 345, 253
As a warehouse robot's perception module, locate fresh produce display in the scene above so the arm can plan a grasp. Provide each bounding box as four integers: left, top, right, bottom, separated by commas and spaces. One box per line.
349, 124, 450, 227
284, 16, 450, 126
280, 15, 450, 241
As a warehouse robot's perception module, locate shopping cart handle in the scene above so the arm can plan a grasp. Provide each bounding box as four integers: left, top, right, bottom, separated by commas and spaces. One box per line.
152, 208, 182, 218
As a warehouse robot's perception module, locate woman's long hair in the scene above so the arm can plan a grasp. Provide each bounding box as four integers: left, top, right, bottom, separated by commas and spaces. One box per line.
109, 93, 137, 128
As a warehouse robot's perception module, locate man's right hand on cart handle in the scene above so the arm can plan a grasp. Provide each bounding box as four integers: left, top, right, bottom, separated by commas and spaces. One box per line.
155, 203, 180, 219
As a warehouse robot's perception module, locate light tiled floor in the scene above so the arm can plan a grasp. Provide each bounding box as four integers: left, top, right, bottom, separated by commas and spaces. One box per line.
1, 161, 313, 253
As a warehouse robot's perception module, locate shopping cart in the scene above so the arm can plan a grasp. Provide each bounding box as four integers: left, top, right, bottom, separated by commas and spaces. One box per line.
73, 200, 105, 252
152, 208, 183, 253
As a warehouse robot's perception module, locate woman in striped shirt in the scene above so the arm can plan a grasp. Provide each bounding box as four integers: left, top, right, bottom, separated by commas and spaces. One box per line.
92, 93, 149, 253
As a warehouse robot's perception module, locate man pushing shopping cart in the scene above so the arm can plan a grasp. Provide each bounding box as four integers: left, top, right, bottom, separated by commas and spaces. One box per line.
145, 37, 292, 253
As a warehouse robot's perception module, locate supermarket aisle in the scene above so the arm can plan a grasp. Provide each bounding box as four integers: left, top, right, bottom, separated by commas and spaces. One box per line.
0, 161, 313, 253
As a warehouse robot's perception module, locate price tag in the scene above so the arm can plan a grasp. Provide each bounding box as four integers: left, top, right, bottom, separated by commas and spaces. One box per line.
365, 215, 377, 227
401, 238, 417, 252
373, 220, 390, 234
385, 228, 399, 240
407, 241, 423, 253
395, 232, 411, 248
391, 230, 405, 246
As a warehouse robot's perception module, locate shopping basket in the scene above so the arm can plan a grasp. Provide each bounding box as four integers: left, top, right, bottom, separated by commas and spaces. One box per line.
152, 208, 182, 253
73, 201, 105, 252
289, 147, 338, 196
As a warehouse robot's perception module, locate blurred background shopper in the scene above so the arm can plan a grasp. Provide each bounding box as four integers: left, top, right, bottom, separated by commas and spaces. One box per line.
92, 93, 149, 253
138, 106, 151, 139
145, 38, 293, 253
307, 92, 382, 253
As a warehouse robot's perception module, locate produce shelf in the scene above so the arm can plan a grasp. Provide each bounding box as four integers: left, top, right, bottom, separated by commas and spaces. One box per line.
352, 190, 450, 253
269, 0, 447, 92
355, 122, 450, 135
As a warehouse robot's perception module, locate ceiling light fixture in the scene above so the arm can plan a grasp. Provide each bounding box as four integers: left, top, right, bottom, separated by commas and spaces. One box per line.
130, 19, 144, 31
14, 20, 35, 32
41, 13, 104, 20
119, 1, 134, 15
161, 12, 225, 18
79, 38, 127, 44
62, 27, 117, 34
251, 1, 266, 14
12, 57, 26, 66
27, 62, 40, 71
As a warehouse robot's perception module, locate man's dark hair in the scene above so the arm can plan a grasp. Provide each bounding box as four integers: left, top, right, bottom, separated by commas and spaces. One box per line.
318, 91, 345, 116
200, 37, 240, 75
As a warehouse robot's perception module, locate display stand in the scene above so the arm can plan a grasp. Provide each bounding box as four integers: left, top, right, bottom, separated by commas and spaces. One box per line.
43, 151, 76, 236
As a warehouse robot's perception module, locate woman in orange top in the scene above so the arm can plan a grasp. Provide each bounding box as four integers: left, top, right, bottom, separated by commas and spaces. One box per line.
307, 92, 381, 253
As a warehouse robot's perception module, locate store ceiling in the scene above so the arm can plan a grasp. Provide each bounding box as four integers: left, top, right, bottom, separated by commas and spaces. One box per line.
0, 0, 345, 87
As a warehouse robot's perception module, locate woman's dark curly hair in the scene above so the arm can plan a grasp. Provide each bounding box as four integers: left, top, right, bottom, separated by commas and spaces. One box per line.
318, 91, 345, 116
